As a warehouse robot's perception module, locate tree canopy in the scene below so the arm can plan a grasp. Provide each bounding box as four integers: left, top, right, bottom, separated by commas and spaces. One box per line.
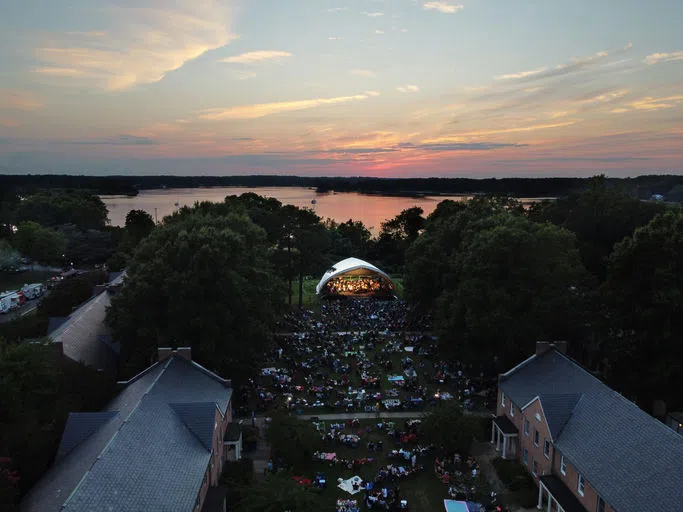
107, 209, 285, 383
601, 210, 683, 410
13, 221, 67, 264
14, 190, 109, 230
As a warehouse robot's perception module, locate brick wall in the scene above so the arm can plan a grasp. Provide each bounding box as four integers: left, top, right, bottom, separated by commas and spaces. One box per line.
196, 395, 233, 511
552, 450, 615, 512
519, 399, 553, 479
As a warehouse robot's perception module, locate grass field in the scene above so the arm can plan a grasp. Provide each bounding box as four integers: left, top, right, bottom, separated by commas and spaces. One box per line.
273, 418, 488, 511
0, 271, 57, 293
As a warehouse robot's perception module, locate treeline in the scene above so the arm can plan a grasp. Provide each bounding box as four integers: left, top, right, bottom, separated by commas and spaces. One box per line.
2, 174, 683, 200
404, 176, 682, 415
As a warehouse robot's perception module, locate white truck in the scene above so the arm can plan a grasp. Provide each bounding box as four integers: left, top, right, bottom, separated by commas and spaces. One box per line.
0, 292, 17, 314
21, 283, 46, 300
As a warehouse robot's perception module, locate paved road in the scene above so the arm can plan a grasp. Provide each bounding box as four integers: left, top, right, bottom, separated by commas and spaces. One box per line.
0, 297, 42, 323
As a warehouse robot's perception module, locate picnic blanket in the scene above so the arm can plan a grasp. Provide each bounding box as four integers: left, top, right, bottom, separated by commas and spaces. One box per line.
444, 500, 470, 512
387, 375, 404, 382
338, 476, 363, 495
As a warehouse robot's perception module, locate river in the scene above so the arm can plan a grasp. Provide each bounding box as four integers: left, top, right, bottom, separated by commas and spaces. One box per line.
100, 187, 545, 233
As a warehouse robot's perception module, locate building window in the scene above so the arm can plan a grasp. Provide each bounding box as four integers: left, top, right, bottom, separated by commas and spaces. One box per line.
560, 455, 566, 475
543, 439, 550, 458
524, 420, 529, 436
501, 392, 506, 407
523, 448, 528, 466
578, 474, 585, 496
510, 402, 514, 417
534, 429, 539, 446
597, 497, 605, 512
532, 458, 538, 476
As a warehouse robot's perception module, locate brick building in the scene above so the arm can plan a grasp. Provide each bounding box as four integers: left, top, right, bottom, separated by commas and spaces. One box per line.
22, 347, 236, 512
491, 342, 683, 512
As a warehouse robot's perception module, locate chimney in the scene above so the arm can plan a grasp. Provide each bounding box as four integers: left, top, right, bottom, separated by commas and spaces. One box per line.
176, 347, 192, 361
158, 347, 173, 362
536, 341, 567, 356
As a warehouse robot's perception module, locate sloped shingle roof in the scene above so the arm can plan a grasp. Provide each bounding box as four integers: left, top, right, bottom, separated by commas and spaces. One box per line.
21, 356, 232, 512
500, 349, 683, 512
170, 402, 218, 452
56, 411, 119, 460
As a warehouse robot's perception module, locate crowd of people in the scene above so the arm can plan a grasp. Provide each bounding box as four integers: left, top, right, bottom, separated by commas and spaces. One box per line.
249, 297, 498, 511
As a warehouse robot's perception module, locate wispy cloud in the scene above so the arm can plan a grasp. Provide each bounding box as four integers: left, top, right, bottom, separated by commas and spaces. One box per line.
32, 0, 236, 91
423, 2, 464, 14
327, 7, 348, 13
0, 90, 43, 111
220, 51, 292, 64
399, 142, 527, 151
620, 95, 683, 112
375, 29, 385, 34
198, 94, 371, 120
494, 44, 632, 84
495, 67, 548, 81
328, 36, 343, 40
644, 51, 683, 65
397, 85, 420, 93
365, 12, 384, 17
424, 121, 577, 142
351, 69, 376, 77
73, 134, 158, 145
235, 70, 257, 80
365, 90, 380, 97
574, 89, 630, 105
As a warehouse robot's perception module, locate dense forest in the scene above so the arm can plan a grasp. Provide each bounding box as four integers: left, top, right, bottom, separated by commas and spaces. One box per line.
1, 177, 682, 509
2, 173, 683, 201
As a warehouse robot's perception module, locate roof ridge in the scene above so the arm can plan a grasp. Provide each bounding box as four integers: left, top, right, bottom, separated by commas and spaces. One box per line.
117, 360, 163, 387
553, 393, 584, 441
170, 355, 232, 389
170, 401, 218, 452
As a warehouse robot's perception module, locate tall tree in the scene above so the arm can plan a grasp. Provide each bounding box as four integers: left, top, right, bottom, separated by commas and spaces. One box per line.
107, 210, 285, 383
435, 213, 589, 369
601, 210, 683, 410
373, 206, 425, 271
124, 209, 155, 247
13, 221, 67, 264
528, 176, 667, 280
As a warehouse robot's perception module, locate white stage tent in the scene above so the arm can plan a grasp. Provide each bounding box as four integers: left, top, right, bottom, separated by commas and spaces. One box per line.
315, 257, 394, 296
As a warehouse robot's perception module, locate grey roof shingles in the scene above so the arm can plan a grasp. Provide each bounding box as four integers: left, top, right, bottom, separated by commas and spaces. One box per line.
21, 356, 232, 512
170, 402, 219, 452
500, 349, 683, 512
536, 393, 583, 440
56, 411, 119, 460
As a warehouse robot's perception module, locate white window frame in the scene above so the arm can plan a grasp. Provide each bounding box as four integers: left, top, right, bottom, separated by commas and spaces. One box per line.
578, 473, 585, 496
543, 439, 550, 459
523, 448, 528, 466
510, 402, 514, 417
534, 429, 539, 447
501, 392, 506, 407
532, 458, 538, 477
560, 455, 566, 475
524, 419, 529, 436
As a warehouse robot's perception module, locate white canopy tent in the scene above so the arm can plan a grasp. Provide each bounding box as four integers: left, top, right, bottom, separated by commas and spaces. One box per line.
316, 257, 394, 296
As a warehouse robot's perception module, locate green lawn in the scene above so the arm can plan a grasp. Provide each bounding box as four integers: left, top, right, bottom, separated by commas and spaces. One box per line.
272, 418, 490, 511
0, 271, 57, 293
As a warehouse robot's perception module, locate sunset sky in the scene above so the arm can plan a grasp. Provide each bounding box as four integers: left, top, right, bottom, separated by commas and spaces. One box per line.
1, 0, 682, 177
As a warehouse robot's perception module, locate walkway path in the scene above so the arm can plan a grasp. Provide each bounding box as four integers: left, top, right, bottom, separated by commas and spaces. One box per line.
249, 417, 271, 481
296, 409, 492, 421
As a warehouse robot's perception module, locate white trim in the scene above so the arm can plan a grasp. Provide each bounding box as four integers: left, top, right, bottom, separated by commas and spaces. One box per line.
543, 439, 551, 459
560, 455, 566, 476
524, 419, 530, 436
521, 395, 540, 410
577, 473, 585, 496
501, 392, 506, 407
510, 402, 514, 417
500, 353, 538, 378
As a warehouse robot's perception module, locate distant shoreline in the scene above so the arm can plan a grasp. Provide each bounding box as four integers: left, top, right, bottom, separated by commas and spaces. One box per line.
2, 174, 682, 201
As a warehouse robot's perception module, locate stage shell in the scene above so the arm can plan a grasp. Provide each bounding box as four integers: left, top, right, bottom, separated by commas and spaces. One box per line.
315, 257, 394, 296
